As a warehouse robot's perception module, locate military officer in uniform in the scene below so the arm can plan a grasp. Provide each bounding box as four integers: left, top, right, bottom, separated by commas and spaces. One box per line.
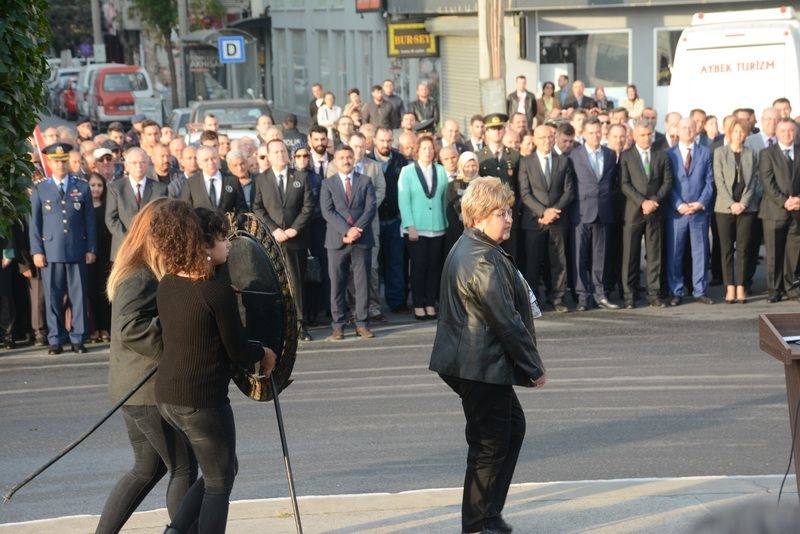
29, 143, 97, 354
478, 113, 522, 261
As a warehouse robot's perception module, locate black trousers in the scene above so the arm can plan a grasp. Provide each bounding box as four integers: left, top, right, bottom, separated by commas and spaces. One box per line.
406, 235, 444, 308
440, 374, 526, 533
762, 217, 800, 297
96, 405, 197, 534
621, 215, 663, 300
715, 212, 755, 286
524, 225, 568, 302
281, 245, 307, 321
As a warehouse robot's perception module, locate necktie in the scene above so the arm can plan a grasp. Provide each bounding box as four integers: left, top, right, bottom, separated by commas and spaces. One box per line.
496, 151, 502, 163
544, 155, 551, 188
684, 148, 692, 173
277, 173, 285, 203
769, 138, 775, 147
785, 149, 793, 165
643, 150, 650, 176
345, 175, 353, 225
592, 151, 601, 179
208, 178, 217, 208
58, 181, 65, 199
134, 183, 141, 206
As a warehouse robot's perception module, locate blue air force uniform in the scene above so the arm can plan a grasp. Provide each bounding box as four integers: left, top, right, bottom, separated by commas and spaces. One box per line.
29, 145, 96, 346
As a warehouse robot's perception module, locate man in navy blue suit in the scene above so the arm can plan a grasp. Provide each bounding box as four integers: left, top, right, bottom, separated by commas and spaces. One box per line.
29, 143, 97, 354
320, 145, 377, 340
665, 118, 715, 306
569, 118, 619, 311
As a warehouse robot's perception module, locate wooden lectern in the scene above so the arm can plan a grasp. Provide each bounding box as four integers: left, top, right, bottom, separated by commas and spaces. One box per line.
759, 313, 800, 494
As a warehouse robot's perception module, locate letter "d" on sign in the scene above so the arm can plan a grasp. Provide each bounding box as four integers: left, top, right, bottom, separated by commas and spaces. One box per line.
219, 36, 246, 64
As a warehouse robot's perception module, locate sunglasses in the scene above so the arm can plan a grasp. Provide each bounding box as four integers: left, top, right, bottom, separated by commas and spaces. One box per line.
294, 154, 310, 159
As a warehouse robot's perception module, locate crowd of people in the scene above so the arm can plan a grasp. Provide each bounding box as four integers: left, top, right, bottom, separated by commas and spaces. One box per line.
2, 74, 799, 352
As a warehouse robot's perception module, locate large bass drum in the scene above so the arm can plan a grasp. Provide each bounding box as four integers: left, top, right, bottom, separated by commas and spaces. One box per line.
219, 213, 298, 401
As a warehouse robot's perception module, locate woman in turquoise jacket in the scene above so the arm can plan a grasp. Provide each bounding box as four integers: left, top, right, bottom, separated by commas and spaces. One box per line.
398, 134, 448, 320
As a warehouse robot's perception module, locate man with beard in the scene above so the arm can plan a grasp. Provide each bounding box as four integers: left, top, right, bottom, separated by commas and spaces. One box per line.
370, 127, 409, 312
308, 124, 332, 177
150, 143, 180, 186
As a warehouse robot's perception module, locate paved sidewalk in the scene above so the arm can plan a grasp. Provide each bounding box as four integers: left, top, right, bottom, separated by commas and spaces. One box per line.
1, 475, 797, 533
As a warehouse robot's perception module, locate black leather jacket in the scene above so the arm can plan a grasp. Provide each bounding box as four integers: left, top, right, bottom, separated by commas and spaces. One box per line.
430, 228, 545, 386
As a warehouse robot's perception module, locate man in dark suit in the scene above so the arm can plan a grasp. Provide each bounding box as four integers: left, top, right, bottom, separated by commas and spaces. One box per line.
665, 118, 715, 305
179, 146, 247, 216
506, 75, 537, 129
252, 139, 315, 340
106, 147, 168, 261
29, 143, 97, 354
619, 121, 674, 308
758, 117, 800, 302
568, 117, 619, 311
564, 80, 596, 112
519, 125, 575, 312
308, 83, 323, 127
466, 114, 485, 152
320, 145, 377, 340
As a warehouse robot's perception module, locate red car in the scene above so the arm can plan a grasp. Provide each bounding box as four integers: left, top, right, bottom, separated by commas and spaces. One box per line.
59, 77, 78, 120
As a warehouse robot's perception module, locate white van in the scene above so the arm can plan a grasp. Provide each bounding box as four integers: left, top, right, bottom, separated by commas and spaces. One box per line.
668, 6, 800, 119
75, 63, 118, 119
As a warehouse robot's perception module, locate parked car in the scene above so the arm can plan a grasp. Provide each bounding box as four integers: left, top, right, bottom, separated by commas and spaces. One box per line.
88, 65, 154, 130
186, 99, 272, 130
169, 107, 191, 136
48, 67, 80, 114
58, 77, 79, 120
75, 62, 118, 119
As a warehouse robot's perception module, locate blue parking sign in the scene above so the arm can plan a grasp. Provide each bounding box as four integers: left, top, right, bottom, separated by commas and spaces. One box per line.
219, 36, 246, 64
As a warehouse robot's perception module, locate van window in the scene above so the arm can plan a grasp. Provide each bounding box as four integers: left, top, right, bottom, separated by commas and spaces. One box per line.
103, 72, 149, 92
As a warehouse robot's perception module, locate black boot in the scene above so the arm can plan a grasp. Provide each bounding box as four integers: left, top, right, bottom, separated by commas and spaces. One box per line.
164, 526, 182, 534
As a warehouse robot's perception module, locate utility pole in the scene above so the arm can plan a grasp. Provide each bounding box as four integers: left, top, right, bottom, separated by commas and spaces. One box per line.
477, 0, 505, 114
177, 0, 188, 107
90, 0, 106, 62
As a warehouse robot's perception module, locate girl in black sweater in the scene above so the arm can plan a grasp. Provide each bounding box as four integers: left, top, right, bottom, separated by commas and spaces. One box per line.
153, 205, 276, 534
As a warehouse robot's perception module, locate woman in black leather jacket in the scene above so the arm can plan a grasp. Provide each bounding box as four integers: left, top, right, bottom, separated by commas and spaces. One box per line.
430, 176, 546, 534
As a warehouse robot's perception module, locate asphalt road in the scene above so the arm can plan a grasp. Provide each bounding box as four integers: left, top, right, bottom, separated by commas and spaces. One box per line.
0, 295, 795, 525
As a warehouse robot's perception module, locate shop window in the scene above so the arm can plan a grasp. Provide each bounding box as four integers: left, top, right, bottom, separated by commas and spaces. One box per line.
539, 32, 630, 87
656, 29, 682, 86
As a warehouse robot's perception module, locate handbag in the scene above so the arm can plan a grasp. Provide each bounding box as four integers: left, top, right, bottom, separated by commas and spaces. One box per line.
305, 249, 322, 283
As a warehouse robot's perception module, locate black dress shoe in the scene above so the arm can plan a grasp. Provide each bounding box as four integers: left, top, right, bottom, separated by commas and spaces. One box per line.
71, 343, 88, 354
767, 294, 782, 303
48, 344, 63, 355
485, 515, 513, 533
369, 314, 388, 323
695, 294, 714, 305
669, 296, 682, 307
3, 338, 16, 349
552, 301, 569, 313
425, 313, 438, 320
648, 298, 667, 308
597, 298, 620, 310
577, 304, 588, 312
298, 327, 312, 342
34, 336, 48, 346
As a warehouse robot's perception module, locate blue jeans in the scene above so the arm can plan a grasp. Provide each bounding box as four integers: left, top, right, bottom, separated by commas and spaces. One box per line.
95, 405, 197, 534
158, 403, 238, 534
379, 218, 405, 309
